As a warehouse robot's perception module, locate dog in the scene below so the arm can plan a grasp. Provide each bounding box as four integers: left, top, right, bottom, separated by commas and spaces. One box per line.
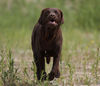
31, 8, 64, 81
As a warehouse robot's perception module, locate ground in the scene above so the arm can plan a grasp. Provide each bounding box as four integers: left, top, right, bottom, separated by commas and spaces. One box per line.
0, 28, 100, 86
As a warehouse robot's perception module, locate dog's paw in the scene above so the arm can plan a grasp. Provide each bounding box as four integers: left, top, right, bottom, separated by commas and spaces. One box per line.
55, 70, 60, 78
48, 72, 55, 81
41, 72, 47, 81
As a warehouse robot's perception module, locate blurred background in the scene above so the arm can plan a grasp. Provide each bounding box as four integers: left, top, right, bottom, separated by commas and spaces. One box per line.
0, 0, 100, 49
0, 0, 100, 85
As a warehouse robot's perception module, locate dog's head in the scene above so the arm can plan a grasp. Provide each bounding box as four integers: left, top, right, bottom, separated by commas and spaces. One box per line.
38, 8, 64, 27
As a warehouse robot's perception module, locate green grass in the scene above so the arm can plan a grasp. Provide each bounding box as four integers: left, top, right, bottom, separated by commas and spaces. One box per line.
0, 28, 100, 85
0, 0, 100, 85
0, 0, 100, 29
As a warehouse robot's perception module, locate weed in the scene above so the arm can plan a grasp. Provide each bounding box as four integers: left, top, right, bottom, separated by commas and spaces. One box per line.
91, 48, 100, 84
66, 62, 75, 86
0, 49, 20, 86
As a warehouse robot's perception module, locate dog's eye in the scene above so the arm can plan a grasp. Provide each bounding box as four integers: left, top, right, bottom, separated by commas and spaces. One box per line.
54, 10, 58, 14
45, 11, 50, 16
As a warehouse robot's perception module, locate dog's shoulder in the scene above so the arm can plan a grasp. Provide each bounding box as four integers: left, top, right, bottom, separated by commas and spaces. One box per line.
34, 23, 42, 30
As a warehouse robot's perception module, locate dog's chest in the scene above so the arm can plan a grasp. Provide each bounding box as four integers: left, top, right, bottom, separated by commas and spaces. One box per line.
41, 40, 55, 50
40, 33, 56, 48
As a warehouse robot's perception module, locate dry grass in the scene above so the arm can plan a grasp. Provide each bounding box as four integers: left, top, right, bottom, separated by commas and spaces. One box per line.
0, 29, 100, 86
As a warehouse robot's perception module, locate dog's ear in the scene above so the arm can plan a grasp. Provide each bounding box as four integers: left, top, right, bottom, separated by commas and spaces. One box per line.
38, 8, 49, 25
59, 9, 64, 24
38, 9, 45, 25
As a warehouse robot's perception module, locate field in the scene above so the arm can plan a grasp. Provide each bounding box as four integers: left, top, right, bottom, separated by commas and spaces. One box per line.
0, 0, 100, 86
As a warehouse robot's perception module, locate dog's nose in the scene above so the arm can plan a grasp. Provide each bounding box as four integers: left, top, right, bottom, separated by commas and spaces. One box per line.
50, 13, 55, 17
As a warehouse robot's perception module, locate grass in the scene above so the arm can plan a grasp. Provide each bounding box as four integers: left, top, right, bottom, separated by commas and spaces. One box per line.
0, 49, 20, 86
0, 0, 100, 85
0, 29, 100, 86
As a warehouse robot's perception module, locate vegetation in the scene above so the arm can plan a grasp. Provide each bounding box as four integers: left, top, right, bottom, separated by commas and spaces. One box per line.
0, 0, 100, 85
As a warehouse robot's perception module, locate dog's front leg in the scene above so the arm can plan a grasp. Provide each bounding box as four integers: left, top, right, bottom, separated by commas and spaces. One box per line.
34, 54, 46, 81
48, 54, 60, 80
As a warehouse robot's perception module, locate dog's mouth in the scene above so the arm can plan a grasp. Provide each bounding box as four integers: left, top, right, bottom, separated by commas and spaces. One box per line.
50, 19, 55, 22
48, 18, 58, 26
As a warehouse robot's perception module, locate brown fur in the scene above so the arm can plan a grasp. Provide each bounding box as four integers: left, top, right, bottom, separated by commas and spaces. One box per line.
31, 8, 64, 81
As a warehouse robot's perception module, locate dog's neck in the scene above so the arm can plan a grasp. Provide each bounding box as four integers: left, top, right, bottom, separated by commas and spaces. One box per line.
42, 26, 60, 41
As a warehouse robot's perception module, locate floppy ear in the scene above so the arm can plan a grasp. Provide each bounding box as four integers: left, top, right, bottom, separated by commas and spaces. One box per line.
59, 9, 64, 24
38, 9, 45, 25
38, 8, 49, 25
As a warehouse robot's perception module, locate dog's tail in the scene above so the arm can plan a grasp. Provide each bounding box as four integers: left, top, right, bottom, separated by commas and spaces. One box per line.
46, 57, 50, 64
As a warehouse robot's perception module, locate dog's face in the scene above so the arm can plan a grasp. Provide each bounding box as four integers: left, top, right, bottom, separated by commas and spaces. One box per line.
38, 8, 64, 27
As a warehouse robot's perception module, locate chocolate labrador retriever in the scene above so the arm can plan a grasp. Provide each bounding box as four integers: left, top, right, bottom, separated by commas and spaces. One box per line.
31, 8, 64, 81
